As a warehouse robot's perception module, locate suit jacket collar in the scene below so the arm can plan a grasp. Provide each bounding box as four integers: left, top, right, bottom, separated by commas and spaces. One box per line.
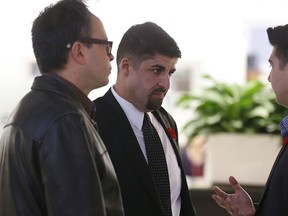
32, 74, 95, 118
255, 144, 288, 214
110, 86, 144, 131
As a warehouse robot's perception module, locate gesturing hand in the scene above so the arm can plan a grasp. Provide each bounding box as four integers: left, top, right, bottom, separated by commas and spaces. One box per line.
212, 176, 256, 216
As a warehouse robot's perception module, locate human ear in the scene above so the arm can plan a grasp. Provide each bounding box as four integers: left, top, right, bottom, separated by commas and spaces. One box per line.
120, 58, 130, 76
70, 42, 86, 65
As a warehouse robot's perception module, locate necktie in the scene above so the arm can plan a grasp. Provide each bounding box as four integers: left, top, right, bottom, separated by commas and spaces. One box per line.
280, 116, 288, 146
142, 113, 172, 216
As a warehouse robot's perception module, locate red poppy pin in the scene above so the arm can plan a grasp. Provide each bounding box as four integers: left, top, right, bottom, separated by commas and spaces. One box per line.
283, 135, 288, 146
167, 128, 176, 139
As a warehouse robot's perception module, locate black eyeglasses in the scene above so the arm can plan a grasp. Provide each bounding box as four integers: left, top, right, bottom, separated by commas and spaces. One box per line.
79, 37, 113, 56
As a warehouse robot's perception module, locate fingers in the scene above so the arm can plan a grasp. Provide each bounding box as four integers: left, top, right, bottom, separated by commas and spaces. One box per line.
212, 194, 229, 210
211, 194, 222, 207
212, 186, 229, 209
212, 194, 234, 215
212, 177, 241, 200
213, 186, 228, 199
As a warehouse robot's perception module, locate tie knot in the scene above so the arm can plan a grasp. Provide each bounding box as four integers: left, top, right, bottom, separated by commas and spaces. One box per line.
142, 113, 150, 130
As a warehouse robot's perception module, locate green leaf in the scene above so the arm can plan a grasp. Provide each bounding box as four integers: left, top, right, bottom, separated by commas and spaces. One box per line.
176, 74, 288, 138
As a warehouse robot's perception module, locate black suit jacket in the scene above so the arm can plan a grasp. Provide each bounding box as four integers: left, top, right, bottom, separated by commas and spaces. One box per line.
255, 144, 288, 216
94, 89, 197, 216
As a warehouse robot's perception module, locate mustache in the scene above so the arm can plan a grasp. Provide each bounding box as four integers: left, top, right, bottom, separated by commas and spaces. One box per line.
151, 88, 167, 94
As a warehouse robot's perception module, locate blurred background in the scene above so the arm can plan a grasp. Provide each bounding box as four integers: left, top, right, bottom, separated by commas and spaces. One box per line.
1, 0, 287, 135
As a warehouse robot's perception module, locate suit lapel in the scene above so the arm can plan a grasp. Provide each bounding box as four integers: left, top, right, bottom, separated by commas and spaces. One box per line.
102, 90, 161, 206
153, 109, 192, 210
152, 110, 180, 161
256, 144, 287, 213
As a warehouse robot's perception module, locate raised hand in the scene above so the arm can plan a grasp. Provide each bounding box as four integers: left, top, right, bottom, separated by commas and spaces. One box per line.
212, 176, 256, 216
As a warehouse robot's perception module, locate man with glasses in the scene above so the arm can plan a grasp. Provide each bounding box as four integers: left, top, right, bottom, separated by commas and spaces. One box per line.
0, 0, 124, 216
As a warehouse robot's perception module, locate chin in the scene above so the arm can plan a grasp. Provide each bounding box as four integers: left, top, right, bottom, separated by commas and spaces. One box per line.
98, 80, 109, 88
276, 97, 288, 108
146, 101, 163, 110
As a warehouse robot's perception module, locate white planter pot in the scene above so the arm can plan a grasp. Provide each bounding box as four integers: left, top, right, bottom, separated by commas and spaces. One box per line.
204, 133, 282, 186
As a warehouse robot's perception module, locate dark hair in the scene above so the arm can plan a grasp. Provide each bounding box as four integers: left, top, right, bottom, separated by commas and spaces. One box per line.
31, 0, 91, 73
116, 22, 181, 68
267, 25, 288, 69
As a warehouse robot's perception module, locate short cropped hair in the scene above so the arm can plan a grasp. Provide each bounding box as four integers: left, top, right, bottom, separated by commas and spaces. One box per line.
267, 25, 288, 69
116, 22, 181, 69
31, 0, 91, 73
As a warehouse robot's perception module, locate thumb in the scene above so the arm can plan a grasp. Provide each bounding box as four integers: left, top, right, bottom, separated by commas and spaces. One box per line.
229, 176, 242, 192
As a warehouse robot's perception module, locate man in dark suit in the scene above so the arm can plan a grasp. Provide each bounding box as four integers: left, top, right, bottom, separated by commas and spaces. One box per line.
94, 22, 197, 216
211, 24, 288, 216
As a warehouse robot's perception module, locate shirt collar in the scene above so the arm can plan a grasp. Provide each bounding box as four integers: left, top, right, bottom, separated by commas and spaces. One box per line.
111, 86, 144, 131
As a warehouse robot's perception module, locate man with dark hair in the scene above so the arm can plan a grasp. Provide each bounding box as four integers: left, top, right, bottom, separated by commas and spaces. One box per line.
94, 22, 197, 216
0, 0, 124, 215
212, 24, 288, 216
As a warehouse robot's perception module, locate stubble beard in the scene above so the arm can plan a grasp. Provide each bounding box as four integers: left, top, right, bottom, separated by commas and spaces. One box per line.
145, 89, 167, 111
146, 98, 163, 111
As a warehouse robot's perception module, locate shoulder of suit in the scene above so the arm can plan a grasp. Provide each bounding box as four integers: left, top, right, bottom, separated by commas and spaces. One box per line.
153, 107, 176, 126
154, 107, 173, 119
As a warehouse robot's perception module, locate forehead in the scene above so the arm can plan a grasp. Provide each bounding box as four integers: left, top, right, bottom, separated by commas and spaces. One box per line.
269, 47, 278, 61
271, 47, 277, 57
90, 15, 107, 39
140, 54, 178, 67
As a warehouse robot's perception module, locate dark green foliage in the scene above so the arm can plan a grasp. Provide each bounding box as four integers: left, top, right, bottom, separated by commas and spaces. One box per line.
176, 75, 288, 139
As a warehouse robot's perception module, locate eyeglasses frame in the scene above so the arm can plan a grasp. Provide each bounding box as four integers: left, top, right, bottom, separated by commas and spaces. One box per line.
79, 37, 113, 56
66, 37, 113, 56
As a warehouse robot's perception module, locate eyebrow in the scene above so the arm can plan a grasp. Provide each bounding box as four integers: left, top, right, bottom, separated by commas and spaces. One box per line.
151, 64, 165, 69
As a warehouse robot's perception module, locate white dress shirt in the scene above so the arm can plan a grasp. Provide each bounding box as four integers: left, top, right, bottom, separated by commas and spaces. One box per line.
111, 87, 182, 216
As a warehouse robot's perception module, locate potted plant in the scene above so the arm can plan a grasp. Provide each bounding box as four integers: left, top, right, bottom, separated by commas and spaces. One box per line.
177, 74, 287, 139
176, 74, 288, 185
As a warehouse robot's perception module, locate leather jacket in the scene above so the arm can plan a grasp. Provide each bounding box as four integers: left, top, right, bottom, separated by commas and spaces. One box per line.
0, 75, 124, 216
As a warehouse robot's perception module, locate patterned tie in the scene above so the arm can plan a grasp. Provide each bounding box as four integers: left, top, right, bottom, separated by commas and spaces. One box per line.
280, 116, 288, 146
142, 113, 172, 216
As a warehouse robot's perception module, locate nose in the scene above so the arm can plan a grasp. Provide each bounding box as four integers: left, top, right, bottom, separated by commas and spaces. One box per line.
158, 73, 170, 89
268, 72, 271, 83
109, 53, 114, 62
